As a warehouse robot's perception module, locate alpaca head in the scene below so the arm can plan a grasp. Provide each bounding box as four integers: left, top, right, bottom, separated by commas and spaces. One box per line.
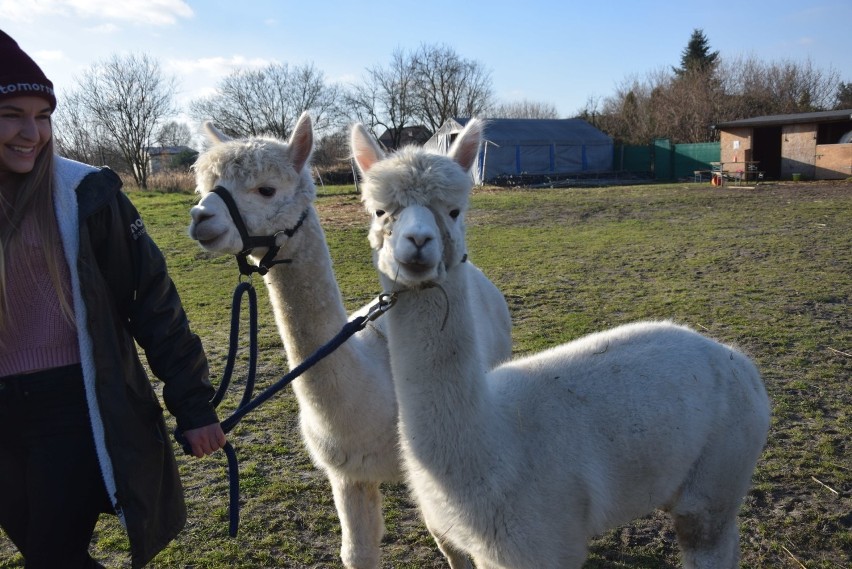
189, 112, 315, 259
350, 119, 482, 290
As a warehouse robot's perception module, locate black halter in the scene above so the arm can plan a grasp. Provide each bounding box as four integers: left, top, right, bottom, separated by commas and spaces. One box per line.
211, 186, 309, 276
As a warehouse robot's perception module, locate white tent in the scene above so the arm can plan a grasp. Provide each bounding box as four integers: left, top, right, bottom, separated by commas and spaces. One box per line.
426, 118, 613, 184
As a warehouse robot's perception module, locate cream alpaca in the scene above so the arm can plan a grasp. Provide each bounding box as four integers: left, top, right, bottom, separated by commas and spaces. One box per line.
188, 113, 511, 569
350, 118, 771, 569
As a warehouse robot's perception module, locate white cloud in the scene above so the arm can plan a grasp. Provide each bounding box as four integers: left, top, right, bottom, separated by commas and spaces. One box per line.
0, 0, 193, 25
86, 23, 121, 34
67, 0, 194, 25
330, 72, 360, 86
33, 50, 67, 63
0, 0, 61, 22
191, 86, 219, 99
166, 55, 276, 79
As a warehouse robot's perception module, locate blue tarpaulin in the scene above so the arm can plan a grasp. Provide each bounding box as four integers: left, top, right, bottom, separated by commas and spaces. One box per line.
426, 118, 613, 184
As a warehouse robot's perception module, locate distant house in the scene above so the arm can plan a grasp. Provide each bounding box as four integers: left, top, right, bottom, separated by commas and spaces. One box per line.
712, 109, 852, 180
146, 145, 197, 174
378, 125, 432, 150
425, 118, 613, 184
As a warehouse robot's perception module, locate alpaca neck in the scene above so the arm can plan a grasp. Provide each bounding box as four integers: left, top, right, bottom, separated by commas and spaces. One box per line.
385, 266, 505, 468
262, 210, 354, 376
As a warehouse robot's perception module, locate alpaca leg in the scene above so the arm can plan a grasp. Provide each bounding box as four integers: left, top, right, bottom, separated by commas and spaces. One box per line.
330, 477, 383, 569
671, 470, 745, 569
428, 530, 473, 569
673, 510, 740, 569
671, 431, 761, 568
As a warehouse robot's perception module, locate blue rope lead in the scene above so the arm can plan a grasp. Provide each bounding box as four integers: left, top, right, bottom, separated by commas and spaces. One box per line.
176, 280, 256, 536
175, 283, 396, 537
222, 442, 240, 535
212, 281, 258, 409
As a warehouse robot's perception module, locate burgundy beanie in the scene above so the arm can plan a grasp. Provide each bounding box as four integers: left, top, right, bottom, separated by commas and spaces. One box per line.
0, 29, 57, 110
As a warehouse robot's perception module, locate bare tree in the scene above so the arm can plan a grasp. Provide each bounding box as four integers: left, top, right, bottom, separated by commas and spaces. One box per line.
342, 81, 382, 137
410, 43, 493, 131
574, 95, 605, 127
581, 70, 669, 144
53, 89, 117, 166
582, 54, 841, 144
156, 120, 192, 147
189, 63, 339, 140
285, 63, 341, 134
191, 68, 265, 137
343, 44, 493, 146
343, 49, 419, 148
313, 128, 350, 173
596, 66, 726, 144
721, 56, 839, 116
71, 53, 177, 189
654, 68, 728, 143
490, 99, 559, 119
578, 26, 842, 145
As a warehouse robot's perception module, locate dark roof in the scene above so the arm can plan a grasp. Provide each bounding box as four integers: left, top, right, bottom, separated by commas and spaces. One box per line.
433, 118, 611, 145
378, 125, 432, 148
713, 109, 852, 129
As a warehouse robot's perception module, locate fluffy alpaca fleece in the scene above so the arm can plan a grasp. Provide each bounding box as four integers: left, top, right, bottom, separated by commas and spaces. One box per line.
351, 118, 771, 569
188, 113, 511, 569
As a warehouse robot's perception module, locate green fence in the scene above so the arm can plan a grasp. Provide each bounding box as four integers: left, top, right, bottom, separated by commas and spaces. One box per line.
615, 140, 720, 180
613, 144, 652, 174
671, 142, 720, 180
654, 139, 674, 179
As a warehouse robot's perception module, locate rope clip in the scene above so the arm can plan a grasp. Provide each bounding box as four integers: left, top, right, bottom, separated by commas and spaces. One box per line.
365, 292, 398, 322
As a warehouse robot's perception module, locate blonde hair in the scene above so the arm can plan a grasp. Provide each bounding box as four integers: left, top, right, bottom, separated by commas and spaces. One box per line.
0, 136, 74, 336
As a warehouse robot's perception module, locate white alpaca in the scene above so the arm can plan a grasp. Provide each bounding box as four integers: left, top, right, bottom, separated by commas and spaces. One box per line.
350, 118, 771, 569
188, 113, 511, 569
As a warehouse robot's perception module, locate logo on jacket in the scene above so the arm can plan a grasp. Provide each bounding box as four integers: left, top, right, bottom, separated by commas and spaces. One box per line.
130, 218, 147, 240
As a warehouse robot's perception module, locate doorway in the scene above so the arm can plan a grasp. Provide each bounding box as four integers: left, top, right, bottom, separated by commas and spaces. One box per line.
752, 126, 782, 180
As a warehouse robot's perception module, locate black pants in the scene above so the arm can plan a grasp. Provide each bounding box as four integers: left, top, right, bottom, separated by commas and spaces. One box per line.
0, 364, 111, 568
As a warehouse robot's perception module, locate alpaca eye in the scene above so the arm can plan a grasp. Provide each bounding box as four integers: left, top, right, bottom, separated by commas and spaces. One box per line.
375, 210, 386, 217
449, 209, 461, 219
258, 186, 276, 197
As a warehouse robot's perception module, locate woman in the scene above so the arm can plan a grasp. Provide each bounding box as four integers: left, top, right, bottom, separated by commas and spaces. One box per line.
0, 30, 226, 568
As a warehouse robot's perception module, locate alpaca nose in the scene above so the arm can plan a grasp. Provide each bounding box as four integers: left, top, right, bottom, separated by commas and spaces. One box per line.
406, 233, 432, 249
190, 205, 212, 224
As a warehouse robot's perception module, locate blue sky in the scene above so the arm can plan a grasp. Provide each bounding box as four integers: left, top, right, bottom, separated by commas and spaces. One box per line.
3, 0, 851, 126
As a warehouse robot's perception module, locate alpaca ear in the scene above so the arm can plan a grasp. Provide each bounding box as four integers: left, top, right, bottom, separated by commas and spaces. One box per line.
350, 123, 385, 175
203, 121, 230, 143
449, 118, 483, 172
288, 112, 314, 173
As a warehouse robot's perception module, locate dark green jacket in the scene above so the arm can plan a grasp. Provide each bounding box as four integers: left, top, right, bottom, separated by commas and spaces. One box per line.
54, 156, 218, 568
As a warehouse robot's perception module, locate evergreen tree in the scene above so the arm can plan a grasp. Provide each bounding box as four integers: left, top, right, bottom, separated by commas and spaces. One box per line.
835, 82, 852, 109
674, 29, 719, 75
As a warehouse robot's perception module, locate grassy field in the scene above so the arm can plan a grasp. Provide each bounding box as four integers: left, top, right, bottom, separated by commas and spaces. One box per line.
1, 180, 850, 568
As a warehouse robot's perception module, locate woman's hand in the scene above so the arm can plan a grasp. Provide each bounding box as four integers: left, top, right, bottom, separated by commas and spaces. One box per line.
182, 423, 227, 458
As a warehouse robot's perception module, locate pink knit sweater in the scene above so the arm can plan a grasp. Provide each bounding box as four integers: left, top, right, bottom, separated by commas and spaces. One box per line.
0, 215, 80, 376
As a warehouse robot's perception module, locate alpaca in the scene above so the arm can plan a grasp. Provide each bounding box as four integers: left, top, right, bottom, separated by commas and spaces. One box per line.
187, 113, 512, 569
350, 118, 771, 569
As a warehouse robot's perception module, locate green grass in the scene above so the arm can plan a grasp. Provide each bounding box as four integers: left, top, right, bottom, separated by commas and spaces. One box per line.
2, 180, 849, 568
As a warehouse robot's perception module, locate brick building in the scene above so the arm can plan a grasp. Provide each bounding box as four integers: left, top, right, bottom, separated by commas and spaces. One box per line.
713, 109, 852, 181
